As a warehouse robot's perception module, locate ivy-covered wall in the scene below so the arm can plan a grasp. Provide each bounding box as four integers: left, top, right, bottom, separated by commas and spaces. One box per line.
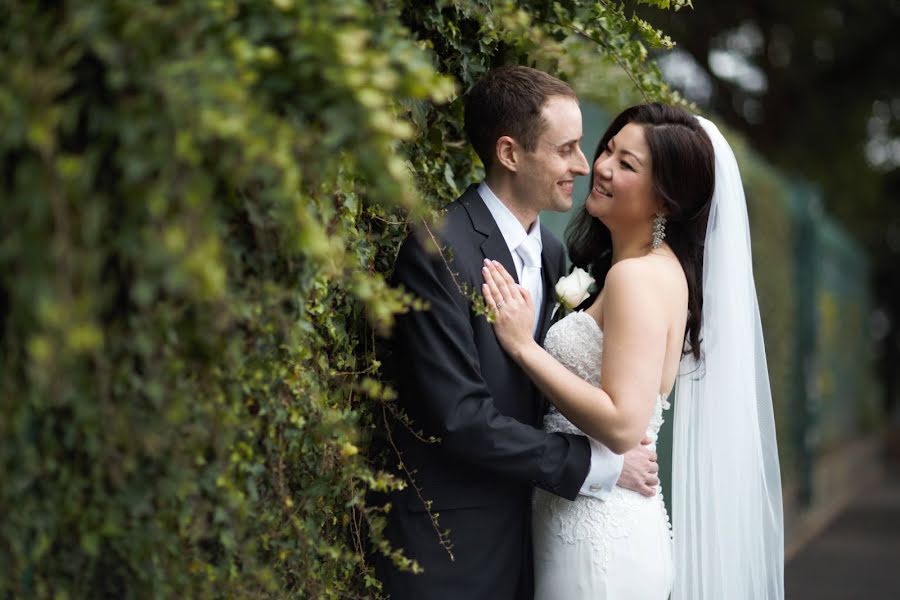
0, 0, 689, 597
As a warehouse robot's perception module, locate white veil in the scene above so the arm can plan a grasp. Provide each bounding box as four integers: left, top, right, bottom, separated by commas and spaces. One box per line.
671, 116, 785, 599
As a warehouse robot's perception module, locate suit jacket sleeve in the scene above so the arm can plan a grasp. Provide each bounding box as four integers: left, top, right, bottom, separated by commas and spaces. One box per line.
389, 229, 590, 500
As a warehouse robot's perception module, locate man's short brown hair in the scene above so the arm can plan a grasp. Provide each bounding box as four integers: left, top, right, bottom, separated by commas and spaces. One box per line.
464, 66, 577, 172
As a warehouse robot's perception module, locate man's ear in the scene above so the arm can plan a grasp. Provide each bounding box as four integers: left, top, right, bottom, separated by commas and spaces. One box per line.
495, 135, 519, 172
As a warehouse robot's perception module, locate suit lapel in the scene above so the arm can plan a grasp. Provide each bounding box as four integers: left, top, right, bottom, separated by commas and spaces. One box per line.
536, 233, 561, 343
459, 184, 520, 285
480, 236, 519, 285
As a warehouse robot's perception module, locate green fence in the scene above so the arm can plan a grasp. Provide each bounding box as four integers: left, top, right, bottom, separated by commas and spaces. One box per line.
542, 102, 882, 518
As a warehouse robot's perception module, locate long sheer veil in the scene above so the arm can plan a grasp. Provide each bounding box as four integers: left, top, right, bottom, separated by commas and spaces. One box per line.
671, 116, 785, 599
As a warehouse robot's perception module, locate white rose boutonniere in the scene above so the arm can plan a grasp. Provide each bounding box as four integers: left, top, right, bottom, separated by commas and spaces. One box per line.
552, 267, 595, 319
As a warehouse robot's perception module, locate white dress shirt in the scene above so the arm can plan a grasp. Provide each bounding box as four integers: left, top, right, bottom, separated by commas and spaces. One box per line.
477, 182, 623, 500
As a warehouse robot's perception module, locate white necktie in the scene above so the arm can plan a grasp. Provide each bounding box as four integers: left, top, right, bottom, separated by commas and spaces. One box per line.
515, 235, 543, 336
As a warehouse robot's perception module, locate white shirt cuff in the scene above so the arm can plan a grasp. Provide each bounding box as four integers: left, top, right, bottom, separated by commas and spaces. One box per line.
578, 437, 624, 500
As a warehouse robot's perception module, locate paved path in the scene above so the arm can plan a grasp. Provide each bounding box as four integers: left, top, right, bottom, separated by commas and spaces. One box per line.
785, 461, 900, 599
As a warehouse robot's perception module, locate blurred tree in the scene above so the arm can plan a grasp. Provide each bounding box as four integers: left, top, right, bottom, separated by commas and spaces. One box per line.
643, 0, 900, 415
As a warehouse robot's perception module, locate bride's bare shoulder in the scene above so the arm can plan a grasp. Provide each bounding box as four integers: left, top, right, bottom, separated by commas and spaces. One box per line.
605, 253, 685, 295
602, 256, 686, 332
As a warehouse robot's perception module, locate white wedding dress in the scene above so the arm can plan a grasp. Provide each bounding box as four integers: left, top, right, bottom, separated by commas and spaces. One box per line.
533, 310, 674, 599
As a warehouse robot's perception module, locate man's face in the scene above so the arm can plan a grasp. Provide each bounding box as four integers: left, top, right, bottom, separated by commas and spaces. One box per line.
515, 96, 590, 214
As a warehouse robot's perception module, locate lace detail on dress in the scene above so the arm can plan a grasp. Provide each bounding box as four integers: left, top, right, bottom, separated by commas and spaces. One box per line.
542, 311, 602, 436
534, 311, 673, 574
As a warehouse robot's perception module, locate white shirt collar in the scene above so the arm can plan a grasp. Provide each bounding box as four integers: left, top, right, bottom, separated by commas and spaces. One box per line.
477, 181, 542, 255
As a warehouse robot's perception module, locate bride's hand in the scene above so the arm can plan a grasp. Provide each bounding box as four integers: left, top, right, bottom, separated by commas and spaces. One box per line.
481, 259, 537, 359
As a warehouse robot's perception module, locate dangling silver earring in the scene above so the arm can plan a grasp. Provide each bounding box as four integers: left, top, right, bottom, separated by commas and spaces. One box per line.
651, 212, 667, 249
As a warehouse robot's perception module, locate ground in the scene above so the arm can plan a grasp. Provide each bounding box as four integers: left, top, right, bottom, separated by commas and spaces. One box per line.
786, 460, 900, 598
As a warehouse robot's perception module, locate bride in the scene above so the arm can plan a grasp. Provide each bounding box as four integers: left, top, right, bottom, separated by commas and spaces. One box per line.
481, 103, 784, 599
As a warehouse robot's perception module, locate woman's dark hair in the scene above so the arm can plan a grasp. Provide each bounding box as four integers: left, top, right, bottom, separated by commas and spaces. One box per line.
566, 103, 715, 359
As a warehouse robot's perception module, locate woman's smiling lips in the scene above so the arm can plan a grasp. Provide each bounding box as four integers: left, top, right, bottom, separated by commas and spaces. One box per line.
593, 182, 612, 197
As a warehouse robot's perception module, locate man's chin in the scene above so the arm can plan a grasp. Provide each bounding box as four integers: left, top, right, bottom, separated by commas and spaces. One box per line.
552, 196, 574, 213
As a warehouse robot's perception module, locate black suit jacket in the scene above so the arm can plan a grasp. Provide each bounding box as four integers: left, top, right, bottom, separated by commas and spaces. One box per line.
373, 185, 591, 600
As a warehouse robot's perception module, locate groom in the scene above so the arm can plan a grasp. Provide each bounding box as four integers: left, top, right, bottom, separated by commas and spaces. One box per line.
373, 66, 659, 599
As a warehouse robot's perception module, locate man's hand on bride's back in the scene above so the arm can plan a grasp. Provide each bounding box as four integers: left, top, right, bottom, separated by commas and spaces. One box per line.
617, 436, 659, 497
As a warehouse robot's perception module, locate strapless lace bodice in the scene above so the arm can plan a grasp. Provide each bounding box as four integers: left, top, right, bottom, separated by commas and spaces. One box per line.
533, 310, 673, 586
542, 310, 670, 444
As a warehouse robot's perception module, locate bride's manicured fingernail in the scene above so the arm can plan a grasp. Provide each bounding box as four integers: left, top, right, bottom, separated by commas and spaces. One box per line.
492, 260, 501, 267
484, 259, 491, 266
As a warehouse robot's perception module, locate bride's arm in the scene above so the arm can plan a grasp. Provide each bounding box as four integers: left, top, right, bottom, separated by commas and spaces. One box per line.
482, 259, 666, 454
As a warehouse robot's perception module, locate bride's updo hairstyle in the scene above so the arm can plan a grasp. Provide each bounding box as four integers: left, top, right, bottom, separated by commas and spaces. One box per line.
567, 103, 714, 359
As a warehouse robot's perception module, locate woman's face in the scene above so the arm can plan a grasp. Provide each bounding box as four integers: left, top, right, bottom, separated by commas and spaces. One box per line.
585, 122, 659, 229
